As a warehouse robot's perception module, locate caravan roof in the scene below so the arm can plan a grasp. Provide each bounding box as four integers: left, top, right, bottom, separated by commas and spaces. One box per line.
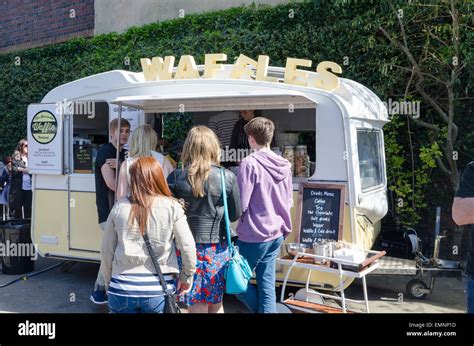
41, 66, 388, 122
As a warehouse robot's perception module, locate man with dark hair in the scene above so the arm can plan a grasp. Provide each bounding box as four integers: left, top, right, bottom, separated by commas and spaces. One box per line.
452, 161, 474, 313
235, 117, 292, 313
229, 110, 261, 152
90, 117, 131, 305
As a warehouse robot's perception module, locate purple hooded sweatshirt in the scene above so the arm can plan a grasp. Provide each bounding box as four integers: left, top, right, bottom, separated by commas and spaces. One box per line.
236, 148, 293, 243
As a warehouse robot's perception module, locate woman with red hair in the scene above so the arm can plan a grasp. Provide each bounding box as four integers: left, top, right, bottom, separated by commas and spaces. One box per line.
100, 156, 196, 313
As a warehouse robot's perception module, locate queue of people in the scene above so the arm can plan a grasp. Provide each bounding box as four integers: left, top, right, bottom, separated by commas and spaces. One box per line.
93, 115, 293, 314
0, 139, 32, 220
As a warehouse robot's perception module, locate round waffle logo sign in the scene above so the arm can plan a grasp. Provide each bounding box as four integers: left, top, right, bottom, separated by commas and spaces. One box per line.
31, 111, 57, 144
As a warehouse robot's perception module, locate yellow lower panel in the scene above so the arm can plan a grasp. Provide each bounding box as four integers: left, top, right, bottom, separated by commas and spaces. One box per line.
32, 189, 102, 261
70, 192, 102, 252
356, 213, 381, 251
32, 190, 69, 255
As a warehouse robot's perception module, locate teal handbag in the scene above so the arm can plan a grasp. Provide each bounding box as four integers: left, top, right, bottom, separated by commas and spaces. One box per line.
220, 168, 253, 294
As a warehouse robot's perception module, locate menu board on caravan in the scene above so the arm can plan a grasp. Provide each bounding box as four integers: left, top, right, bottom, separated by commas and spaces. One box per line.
295, 182, 346, 246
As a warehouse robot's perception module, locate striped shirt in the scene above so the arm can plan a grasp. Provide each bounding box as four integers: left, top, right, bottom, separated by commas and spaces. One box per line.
108, 273, 176, 298
208, 111, 239, 148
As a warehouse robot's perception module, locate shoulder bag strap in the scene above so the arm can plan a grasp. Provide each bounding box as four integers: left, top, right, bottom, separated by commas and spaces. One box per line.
142, 232, 172, 294
220, 168, 234, 251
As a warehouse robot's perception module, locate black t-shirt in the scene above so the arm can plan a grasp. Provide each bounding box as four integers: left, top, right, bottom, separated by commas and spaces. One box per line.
94, 143, 126, 223
230, 118, 250, 152
455, 161, 474, 276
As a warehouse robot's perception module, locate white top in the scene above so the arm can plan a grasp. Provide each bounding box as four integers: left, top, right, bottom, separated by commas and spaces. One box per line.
22, 174, 32, 190
125, 151, 174, 196
21, 157, 31, 191
108, 273, 175, 298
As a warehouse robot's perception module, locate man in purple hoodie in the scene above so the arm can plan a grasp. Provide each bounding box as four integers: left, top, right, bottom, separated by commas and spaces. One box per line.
235, 117, 292, 313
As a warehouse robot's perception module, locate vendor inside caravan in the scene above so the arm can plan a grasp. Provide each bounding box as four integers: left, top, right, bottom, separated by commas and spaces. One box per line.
229, 110, 259, 154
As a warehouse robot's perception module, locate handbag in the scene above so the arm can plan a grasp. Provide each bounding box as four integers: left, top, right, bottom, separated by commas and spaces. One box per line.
220, 168, 253, 294
142, 232, 181, 313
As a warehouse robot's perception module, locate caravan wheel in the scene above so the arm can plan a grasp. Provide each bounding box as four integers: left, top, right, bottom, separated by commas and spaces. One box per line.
406, 279, 428, 299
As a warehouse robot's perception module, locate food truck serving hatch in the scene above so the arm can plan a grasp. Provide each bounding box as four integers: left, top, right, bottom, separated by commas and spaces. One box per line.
110, 89, 317, 112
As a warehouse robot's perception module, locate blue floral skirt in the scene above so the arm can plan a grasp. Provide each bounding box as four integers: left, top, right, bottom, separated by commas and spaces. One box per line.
178, 243, 229, 306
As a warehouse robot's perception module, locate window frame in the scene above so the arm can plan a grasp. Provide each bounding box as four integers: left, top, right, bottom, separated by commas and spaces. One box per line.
69, 101, 110, 175
356, 128, 385, 193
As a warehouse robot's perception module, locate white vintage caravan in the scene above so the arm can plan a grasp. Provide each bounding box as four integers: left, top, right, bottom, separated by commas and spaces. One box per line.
27, 55, 389, 292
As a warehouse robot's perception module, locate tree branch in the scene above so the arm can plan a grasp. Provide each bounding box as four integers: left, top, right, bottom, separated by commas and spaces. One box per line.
379, 26, 423, 77
404, 67, 416, 100
427, 30, 450, 48
410, 116, 440, 132
380, 25, 450, 124
392, 64, 446, 85
436, 156, 451, 177
415, 80, 450, 124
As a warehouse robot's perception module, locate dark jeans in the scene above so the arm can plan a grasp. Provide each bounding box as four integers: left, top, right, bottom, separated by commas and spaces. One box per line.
108, 294, 167, 313
11, 189, 32, 219
467, 276, 474, 313
235, 236, 284, 313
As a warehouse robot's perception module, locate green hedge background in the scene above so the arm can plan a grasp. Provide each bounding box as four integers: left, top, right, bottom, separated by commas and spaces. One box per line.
0, 1, 472, 239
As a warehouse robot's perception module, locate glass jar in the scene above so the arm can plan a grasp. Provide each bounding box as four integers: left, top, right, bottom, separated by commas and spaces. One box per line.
295, 145, 310, 177
282, 146, 295, 176
271, 147, 282, 156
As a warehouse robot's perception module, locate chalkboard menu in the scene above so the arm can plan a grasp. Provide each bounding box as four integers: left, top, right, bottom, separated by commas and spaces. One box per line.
73, 144, 93, 173
295, 183, 346, 246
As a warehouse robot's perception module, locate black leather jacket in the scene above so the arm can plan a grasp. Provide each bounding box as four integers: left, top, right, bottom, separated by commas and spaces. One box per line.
9, 158, 28, 208
167, 165, 241, 244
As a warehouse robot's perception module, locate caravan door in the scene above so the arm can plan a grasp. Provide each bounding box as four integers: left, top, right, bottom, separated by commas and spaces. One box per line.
67, 101, 109, 253
67, 101, 143, 253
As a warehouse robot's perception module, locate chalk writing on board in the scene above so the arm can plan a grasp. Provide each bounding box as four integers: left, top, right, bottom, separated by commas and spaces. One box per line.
297, 184, 345, 246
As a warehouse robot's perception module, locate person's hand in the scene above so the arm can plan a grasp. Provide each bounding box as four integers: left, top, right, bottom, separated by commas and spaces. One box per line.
176, 279, 192, 295
106, 158, 118, 169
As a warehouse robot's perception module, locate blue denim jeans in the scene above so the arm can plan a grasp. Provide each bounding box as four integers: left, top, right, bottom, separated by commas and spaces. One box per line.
235, 236, 284, 313
467, 276, 474, 313
108, 294, 166, 313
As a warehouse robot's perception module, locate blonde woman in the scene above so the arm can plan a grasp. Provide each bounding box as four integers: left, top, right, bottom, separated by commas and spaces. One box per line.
117, 124, 174, 200
167, 126, 241, 313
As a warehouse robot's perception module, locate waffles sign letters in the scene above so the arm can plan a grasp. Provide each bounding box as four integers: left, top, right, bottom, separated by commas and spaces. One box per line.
140, 53, 342, 91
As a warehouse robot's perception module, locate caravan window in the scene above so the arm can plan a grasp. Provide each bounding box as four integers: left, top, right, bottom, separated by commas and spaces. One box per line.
72, 102, 109, 173
357, 129, 383, 191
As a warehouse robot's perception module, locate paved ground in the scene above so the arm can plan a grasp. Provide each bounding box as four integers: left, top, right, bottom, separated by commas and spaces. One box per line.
0, 257, 467, 313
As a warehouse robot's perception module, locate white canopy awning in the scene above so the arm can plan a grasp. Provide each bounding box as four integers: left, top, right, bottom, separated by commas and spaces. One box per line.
111, 90, 317, 112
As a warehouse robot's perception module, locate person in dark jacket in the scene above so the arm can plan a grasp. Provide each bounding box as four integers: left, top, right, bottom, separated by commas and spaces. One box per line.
167, 125, 241, 313
9, 139, 31, 218
452, 161, 474, 313
0, 156, 12, 209
229, 110, 258, 153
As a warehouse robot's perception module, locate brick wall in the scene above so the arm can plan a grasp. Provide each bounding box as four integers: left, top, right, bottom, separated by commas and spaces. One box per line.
0, 0, 94, 53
